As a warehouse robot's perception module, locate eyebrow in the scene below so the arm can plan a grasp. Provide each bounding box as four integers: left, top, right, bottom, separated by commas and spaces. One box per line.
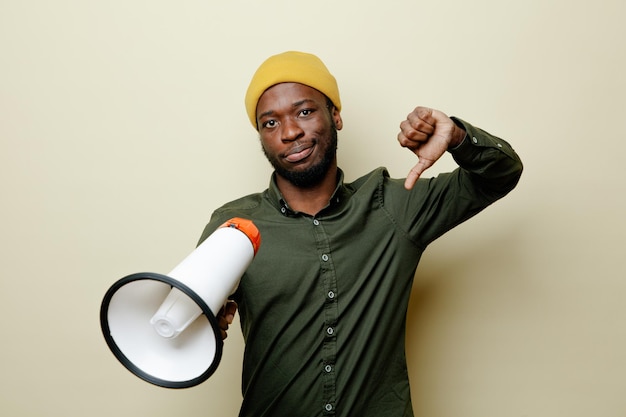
257, 99, 317, 120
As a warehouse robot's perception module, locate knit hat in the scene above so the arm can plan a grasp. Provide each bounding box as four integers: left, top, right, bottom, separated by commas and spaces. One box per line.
244, 51, 341, 129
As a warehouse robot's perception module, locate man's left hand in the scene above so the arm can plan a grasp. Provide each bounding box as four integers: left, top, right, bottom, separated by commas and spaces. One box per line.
397, 107, 466, 190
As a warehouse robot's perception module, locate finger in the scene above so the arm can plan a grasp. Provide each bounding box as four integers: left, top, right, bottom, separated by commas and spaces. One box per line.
218, 314, 230, 329
404, 159, 432, 190
407, 107, 436, 131
224, 300, 237, 321
218, 313, 232, 340
398, 130, 428, 151
397, 131, 413, 149
400, 117, 434, 147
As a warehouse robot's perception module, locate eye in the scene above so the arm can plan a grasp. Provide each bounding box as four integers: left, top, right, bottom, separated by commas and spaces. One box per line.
299, 108, 314, 117
262, 119, 277, 129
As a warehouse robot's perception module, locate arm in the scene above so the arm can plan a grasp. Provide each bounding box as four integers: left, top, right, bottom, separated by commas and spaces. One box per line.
398, 106, 522, 194
394, 106, 523, 246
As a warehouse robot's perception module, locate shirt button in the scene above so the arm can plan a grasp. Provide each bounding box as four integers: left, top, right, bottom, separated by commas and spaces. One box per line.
313, 219, 320, 225
326, 326, 334, 335
280, 207, 286, 214
325, 403, 333, 412
327, 290, 335, 299
497, 143, 503, 148
321, 254, 329, 262
472, 136, 478, 144
324, 364, 333, 373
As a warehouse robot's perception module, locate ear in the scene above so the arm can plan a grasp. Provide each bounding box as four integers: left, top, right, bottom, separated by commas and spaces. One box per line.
331, 107, 343, 130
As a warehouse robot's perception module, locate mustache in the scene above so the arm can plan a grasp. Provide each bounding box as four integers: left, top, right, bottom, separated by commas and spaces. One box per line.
282, 140, 315, 158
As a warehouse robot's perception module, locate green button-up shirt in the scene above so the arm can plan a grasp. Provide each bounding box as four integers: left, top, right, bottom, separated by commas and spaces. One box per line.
199, 118, 523, 417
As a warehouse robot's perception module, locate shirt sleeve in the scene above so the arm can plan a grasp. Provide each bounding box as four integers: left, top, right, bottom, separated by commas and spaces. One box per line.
449, 116, 524, 200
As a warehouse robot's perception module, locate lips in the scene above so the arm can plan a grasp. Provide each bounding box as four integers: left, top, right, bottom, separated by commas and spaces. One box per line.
284, 143, 314, 163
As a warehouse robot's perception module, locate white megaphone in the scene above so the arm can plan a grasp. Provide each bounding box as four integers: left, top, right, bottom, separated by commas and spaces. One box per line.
100, 217, 260, 388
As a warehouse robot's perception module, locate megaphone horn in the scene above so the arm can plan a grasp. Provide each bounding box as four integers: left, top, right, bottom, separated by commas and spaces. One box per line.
100, 218, 260, 388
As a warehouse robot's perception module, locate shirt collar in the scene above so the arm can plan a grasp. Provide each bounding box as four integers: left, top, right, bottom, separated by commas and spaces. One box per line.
266, 169, 348, 217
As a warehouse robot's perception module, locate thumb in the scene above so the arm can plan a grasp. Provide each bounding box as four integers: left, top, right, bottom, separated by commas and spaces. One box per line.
404, 159, 430, 190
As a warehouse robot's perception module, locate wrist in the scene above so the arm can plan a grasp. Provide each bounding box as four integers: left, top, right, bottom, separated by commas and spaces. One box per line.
448, 124, 467, 149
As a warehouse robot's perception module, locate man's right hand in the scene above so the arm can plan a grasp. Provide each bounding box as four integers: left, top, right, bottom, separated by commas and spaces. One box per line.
217, 300, 238, 340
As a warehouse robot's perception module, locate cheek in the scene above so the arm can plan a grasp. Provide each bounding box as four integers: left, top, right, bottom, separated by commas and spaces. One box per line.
259, 133, 275, 147
259, 135, 282, 157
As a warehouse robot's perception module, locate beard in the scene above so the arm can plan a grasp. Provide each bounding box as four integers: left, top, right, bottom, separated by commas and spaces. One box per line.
262, 127, 338, 189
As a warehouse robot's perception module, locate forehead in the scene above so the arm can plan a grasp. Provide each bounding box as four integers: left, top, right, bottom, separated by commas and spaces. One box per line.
256, 82, 327, 114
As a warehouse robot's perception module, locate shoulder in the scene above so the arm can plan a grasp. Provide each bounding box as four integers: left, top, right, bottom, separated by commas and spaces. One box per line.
346, 167, 392, 190
198, 191, 269, 245
209, 191, 272, 227
213, 191, 266, 214
346, 167, 412, 197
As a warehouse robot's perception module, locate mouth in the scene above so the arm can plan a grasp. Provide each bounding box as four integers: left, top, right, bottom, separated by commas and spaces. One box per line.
284, 142, 315, 163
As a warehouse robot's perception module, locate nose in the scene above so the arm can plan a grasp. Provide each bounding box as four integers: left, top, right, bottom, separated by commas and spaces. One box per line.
281, 117, 304, 142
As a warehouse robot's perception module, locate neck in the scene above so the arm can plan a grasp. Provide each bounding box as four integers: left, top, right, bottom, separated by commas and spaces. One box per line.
276, 164, 338, 216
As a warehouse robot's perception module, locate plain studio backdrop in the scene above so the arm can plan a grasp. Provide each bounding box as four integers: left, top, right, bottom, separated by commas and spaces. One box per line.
1, 0, 625, 416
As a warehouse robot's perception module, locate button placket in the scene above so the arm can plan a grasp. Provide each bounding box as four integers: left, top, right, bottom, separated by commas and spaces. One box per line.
312, 217, 338, 415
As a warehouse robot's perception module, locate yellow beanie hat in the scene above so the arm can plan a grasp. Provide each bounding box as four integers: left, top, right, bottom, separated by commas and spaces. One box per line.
244, 51, 341, 129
